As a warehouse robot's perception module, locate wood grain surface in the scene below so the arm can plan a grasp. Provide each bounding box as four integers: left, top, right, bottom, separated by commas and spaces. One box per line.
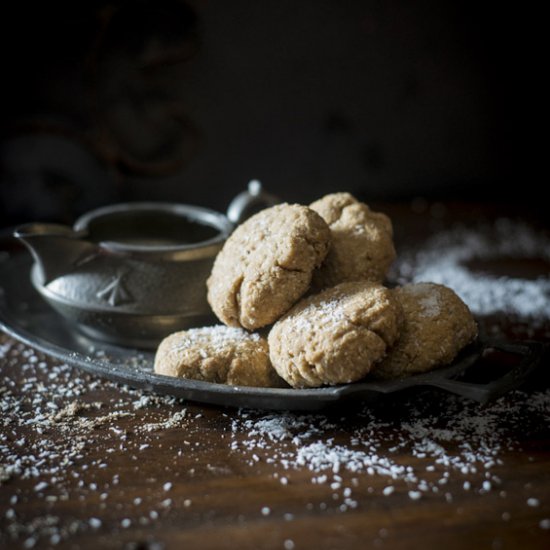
1, 202, 549, 550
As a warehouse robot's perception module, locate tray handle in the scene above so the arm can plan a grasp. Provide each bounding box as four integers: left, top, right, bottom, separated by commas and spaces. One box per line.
418, 341, 546, 403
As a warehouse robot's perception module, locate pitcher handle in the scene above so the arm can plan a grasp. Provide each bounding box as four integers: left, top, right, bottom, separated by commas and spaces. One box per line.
226, 180, 280, 225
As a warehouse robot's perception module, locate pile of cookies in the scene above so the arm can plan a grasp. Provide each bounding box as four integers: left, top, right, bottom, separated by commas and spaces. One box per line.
154, 193, 477, 388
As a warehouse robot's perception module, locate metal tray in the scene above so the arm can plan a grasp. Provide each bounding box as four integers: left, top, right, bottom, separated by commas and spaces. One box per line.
0, 235, 544, 411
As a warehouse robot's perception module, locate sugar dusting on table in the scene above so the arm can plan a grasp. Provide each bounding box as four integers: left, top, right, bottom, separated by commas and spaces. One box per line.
2, 218, 550, 546
1, 335, 549, 547
393, 219, 550, 330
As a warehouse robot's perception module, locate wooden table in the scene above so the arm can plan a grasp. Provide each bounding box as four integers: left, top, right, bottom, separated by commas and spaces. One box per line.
1, 201, 549, 549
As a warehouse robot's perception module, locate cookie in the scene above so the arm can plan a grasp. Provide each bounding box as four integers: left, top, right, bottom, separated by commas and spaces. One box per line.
207, 203, 331, 330
372, 283, 478, 379
268, 281, 402, 388
309, 192, 395, 288
154, 326, 282, 387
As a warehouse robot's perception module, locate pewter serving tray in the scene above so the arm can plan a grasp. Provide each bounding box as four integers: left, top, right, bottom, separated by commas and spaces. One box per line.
0, 235, 544, 411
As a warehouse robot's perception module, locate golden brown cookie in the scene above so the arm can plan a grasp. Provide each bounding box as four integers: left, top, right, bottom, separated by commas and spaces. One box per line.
309, 192, 395, 288
154, 326, 282, 387
268, 281, 402, 388
372, 283, 478, 379
207, 203, 331, 330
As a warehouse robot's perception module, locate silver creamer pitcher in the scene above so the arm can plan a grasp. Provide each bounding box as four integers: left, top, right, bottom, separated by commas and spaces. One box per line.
14, 181, 278, 348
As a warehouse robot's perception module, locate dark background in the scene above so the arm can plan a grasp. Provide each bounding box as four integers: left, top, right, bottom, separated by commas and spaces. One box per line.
0, 0, 533, 227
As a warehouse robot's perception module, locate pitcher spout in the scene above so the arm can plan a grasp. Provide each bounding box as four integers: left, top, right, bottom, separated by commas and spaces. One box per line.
14, 223, 98, 285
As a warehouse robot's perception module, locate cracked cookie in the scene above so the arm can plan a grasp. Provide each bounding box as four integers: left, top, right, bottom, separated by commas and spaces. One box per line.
154, 326, 283, 387
268, 281, 402, 388
207, 203, 331, 330
309, 192, 396, 288
372, 283, 478, 379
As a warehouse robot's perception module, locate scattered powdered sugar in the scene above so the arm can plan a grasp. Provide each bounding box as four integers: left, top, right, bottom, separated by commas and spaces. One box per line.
0, 337, 190, 546
230, 387, 550, 511
393, 219, 550, 322
169, 325, 261, 354
1, 333, 549, 546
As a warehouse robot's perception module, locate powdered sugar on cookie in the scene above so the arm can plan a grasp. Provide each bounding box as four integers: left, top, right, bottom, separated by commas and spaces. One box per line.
169, 326, 261, 354
405, 283, 442, 318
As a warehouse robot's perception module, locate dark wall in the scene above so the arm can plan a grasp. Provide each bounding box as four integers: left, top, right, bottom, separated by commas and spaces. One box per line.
0, 1, 526, 226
